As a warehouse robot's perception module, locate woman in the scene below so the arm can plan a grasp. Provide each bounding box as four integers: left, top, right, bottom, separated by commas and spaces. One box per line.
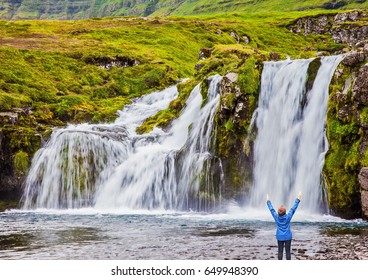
266, 192, 301, 260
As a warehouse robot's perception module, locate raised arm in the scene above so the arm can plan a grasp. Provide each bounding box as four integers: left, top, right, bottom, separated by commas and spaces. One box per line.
288, 192, 301, 218
267, 195, 278, 221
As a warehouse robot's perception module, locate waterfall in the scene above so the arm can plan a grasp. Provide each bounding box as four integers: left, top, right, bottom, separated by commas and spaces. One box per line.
249, 56, 344, 214
22, 75, 223, 211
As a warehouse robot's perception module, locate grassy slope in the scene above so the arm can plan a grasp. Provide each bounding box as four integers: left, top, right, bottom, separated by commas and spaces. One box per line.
0, 12, 341, 125
1, 0, 368, 19
159, 0, 368, 16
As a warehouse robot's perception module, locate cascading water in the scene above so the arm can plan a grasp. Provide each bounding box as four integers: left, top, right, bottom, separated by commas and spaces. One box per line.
249, 55, 344, 214
22, 75, 223, 211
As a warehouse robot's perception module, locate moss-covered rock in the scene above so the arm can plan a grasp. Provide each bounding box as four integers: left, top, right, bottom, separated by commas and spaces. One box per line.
324, 55, 368, 219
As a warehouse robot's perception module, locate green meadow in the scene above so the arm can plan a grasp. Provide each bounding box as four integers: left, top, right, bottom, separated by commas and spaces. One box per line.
0, 12, 341, 125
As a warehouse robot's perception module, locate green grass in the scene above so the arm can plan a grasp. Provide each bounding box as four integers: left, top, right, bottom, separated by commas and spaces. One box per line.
1, 0, 368, 19
0, 12, 341, 126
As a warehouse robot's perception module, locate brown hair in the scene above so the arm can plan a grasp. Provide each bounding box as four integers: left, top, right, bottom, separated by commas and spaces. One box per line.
278, 205, 286, 216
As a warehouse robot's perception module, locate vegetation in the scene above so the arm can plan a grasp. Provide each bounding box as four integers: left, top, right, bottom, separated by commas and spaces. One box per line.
0, 12, 339, 127
324, 62, 366, 218
1, 0, 368, 19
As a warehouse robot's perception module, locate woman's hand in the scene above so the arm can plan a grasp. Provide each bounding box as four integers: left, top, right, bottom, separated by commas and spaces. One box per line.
297, 192, 302, 200
266, 194, 269, 201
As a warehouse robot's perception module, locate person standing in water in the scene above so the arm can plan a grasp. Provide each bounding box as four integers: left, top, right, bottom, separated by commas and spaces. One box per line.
267, 192, 301, 260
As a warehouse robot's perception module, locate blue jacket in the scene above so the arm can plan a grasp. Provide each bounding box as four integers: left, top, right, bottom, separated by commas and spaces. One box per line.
267, 199, 300, 241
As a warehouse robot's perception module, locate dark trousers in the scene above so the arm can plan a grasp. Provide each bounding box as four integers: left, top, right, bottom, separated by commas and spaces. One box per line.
277, 240, 291, 260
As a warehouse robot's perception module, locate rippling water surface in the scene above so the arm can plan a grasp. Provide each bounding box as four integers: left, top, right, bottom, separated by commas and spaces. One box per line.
1, 208, 367, 260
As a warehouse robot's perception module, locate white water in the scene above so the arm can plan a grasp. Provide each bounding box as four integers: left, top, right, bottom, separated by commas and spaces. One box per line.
22, 76, 223, 211
249, 56, 344, 214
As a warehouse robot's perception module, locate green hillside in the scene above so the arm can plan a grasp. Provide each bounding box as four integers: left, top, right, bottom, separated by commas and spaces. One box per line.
0, 0, 368, 19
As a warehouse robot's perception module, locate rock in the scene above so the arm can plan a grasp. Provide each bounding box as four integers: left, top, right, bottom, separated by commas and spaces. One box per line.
224, 72, 238, 83
352, 65, 368, 105
333, 10, 364, 24
194, 63, 204, 71
359, 167, 368, 191
269, 52, 280, 61
199, 48, 212, 60
0, 112, 18, 125
242, 35, 250, 44
317, 51, 329, 57
341, 51, 365, 67
291, 15, 332, 35
359, 167, 368, 218
360, 139, 368, 155
85, 55, 140, 70
332, 25, 368, 46
289, 11, 368, 47
337, 105, 356, 122
230, 31, 240, 43
233, 99, 248, 122
361, 191, 368, 218
215, 29, 222, 35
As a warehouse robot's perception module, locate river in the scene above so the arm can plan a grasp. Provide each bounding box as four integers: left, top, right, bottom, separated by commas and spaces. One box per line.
1, 208, 367, 260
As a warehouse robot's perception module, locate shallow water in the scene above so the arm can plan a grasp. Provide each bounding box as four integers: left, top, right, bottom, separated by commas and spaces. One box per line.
1, 208, 367, 260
